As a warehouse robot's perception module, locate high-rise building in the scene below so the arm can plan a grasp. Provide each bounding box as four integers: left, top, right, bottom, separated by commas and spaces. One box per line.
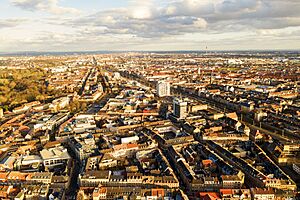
157, 81, 170, 97
173, 98, 188, 119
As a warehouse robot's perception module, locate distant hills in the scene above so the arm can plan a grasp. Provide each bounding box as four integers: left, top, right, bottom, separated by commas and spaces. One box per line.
0, 50, 299, 57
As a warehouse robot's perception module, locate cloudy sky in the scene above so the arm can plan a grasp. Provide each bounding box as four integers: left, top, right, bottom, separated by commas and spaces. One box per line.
0, 0, 300, 52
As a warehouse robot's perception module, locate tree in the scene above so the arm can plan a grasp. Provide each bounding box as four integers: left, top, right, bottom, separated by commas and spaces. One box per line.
81, 102, 87, 111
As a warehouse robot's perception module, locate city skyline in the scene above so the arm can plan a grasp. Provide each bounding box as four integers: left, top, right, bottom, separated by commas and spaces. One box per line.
1, 0, 300, 52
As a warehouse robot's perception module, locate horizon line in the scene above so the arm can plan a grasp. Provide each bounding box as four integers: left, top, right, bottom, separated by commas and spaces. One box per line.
1, 49, 300, 55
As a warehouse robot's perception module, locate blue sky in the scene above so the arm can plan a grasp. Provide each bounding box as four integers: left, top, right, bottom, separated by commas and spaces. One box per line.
0, 0, 300, 52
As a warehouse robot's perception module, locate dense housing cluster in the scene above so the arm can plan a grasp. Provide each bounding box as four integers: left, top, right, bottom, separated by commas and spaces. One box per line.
0, 51, 299, 199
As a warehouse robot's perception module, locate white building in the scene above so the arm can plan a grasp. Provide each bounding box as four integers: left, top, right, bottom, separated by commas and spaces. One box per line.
226, 59, 243, 65
0, 108, 3, 118
114, 72, 121, 79
73, 114, 97, 133
40, 146, 70, 169
121, 135, 139, 144
18, 155, 43, 170
50, 96, 70, 111
156, 81, 170, 97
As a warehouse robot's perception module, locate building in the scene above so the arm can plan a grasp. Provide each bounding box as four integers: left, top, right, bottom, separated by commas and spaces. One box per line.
0, 156, 16, 171
173, 98, 188, 119
40, 146, 71, 170
43, 113, 70, 131
121, 136, 139, 144
199, 192, 221, 200
69, 133, 97, 162
16, 155, 43, 171
156, 81, 170, 97
73, 114, 97, 133
273, 143, 300, 165
250, 188, 275, 200
292, 164, 300, 175
0, 108, 3, 118
0, 186, 14, 199
26, 172, 53, 184
254, 111, 267, 122
50, 96, 70, 111
221, 172, 245, 188
114, 72, 121, 79
15, 185, 49, 200
12, 101, 40, 113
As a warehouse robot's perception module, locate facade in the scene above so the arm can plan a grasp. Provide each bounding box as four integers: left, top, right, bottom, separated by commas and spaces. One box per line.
26, 172, 53, 184
15, 185, 49, 200
121, 135, 139, 144
79, 171, 179, 188
69, 133, 97, 162
50, 96, 70, 111
292, 164, 300, 175
250, 188, 275, 200
39, 146, 71, 170
173, 98, 188, 119
0, 108, 3, 118
156, 81, 170, 97
277, 143, 300, 165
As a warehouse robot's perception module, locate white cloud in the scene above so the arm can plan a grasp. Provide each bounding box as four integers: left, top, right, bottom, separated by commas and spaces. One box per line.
11, 0, 80, 15
0, 19, 26, 29
2, 0, 300, 51
131, 7, 153, 19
